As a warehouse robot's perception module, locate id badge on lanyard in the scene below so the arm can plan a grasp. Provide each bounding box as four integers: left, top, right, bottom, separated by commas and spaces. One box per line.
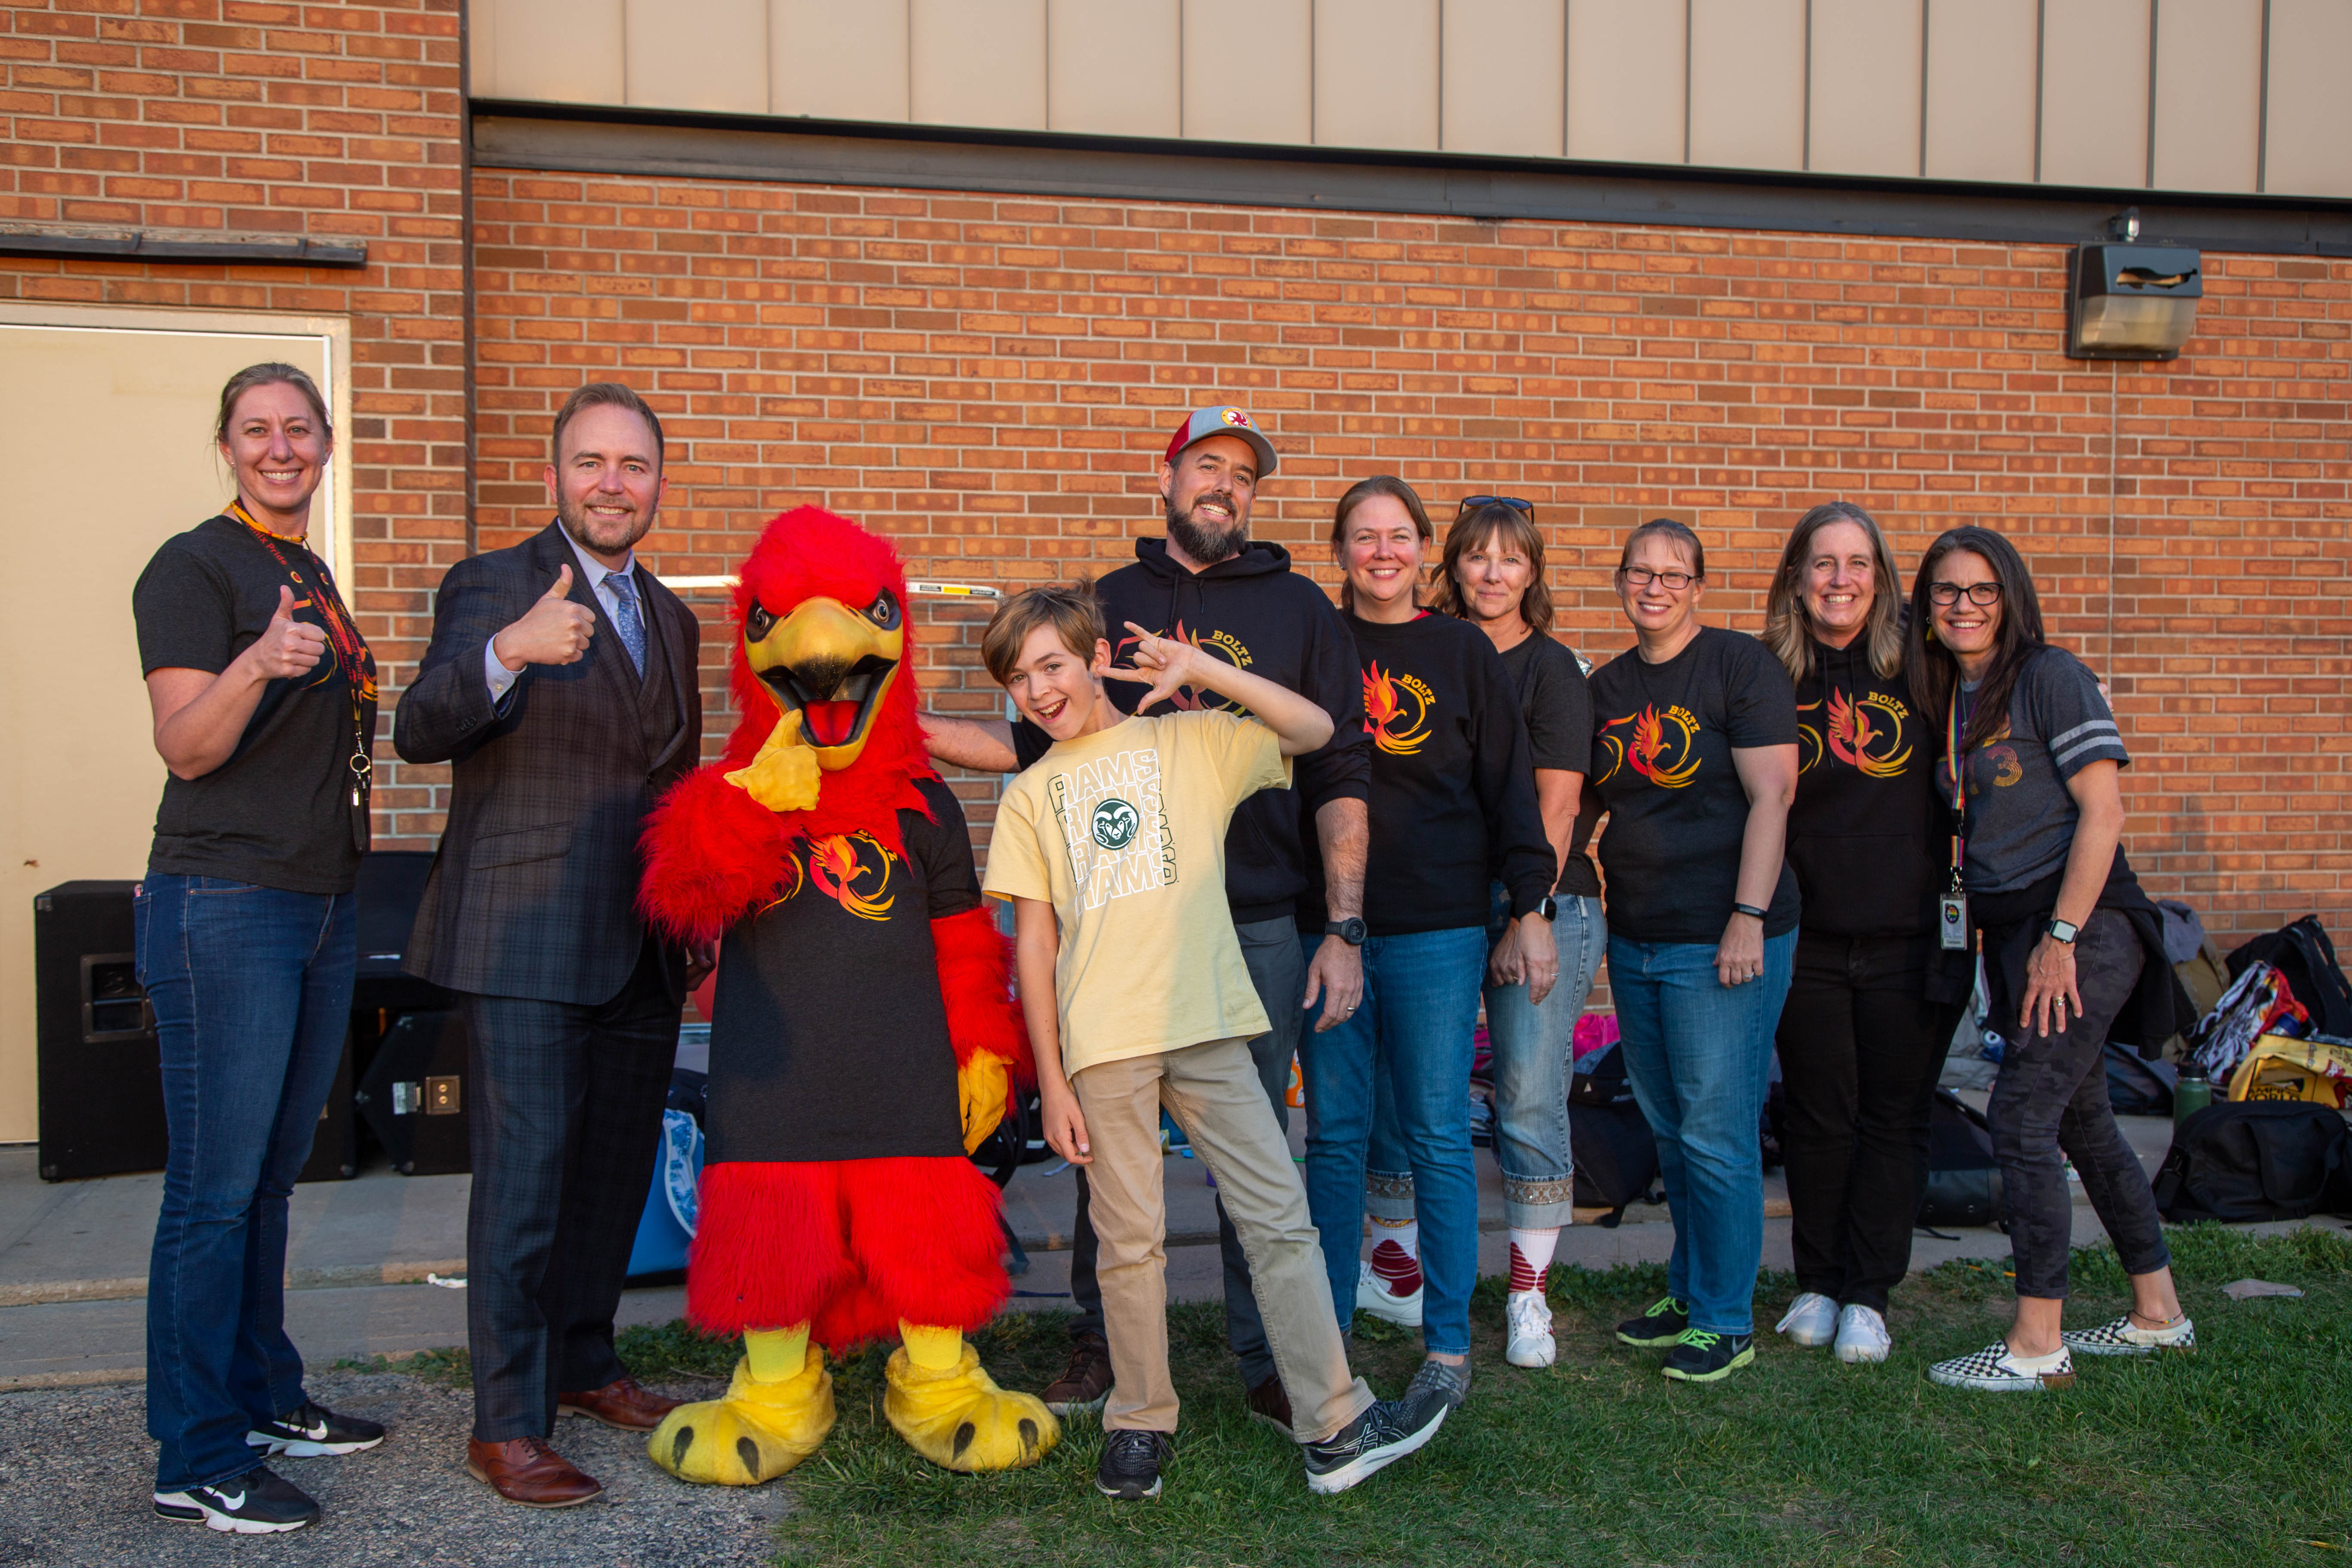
1939, 690, 1969, 950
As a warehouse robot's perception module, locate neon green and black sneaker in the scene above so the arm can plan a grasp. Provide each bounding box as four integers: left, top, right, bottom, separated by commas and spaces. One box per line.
1661, 1329, 1755, 1382
1615, 1296, 1689, 1348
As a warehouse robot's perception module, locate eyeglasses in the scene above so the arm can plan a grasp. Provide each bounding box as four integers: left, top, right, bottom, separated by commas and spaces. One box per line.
1926, 581, 2003, 606
1620, 565, 1696, 591
1457, 495, 1535, 518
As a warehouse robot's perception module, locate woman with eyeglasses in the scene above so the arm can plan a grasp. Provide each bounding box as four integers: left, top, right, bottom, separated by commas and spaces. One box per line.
1296, 476, 1556, 1421
1909, 527, 2192, 1394
1759, 503, 1972, 1366
1583, 519, 1799, 1384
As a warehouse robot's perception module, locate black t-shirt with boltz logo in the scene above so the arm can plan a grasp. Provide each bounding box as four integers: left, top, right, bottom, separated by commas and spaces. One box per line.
1299, 611, 1554, 938
703, 776, 976, 1165
1587, 625, 1801, 945
1787, 636, 1951, 939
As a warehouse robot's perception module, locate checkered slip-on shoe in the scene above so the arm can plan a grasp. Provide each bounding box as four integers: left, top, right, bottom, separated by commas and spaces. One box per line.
1927, 1341, 2076, 1392
2061, 1314, 2195, 1357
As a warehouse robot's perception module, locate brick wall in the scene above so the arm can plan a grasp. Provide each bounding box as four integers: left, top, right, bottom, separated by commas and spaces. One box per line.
0, 0, 467, 844
468, 169, 2352, 945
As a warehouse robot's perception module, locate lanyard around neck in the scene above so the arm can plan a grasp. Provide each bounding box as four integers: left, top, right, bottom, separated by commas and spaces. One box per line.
1945, 686, 1969, 886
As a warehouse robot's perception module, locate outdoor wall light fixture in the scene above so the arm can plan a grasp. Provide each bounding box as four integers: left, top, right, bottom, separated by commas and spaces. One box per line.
2068, 221, 2202, 360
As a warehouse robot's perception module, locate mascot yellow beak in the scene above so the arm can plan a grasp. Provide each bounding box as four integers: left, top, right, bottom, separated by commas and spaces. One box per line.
743, 589, 904, 772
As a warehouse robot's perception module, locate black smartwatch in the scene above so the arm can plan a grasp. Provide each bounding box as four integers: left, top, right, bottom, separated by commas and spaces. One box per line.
1732, 902, 1769, 921
2045, 917, 2080, 945
1323, 917, 1367, 947
1532, 896, 1558, 922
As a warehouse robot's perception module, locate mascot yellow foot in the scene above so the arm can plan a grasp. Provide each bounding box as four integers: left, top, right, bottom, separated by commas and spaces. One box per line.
649, 1327, 835, 1485
884, 1323, 1059, 1473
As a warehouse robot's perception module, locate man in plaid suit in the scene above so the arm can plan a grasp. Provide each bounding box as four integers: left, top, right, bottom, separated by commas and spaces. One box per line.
395, 382, 705, 1507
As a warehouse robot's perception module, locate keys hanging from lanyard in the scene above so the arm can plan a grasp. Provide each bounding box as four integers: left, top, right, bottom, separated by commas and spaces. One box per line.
1940, 689, 1970, 950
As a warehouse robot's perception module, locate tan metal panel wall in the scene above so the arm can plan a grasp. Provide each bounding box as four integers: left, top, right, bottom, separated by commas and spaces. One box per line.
476, 0, 626, 106
1050, 0, 1181, 138
1314, 0, 1439, 150
2264, 0, 2352, 196
1566, 0, 1686, 164
1688, 0, 1805, 172
911, 0, 1048, 131
1923, 0, 2039, 183
2040, 0, 2150, 187
773, 0, 912, 122
2152, 0, 2263, 193
1809, 0, 1922, 177
626, 0, 767, 115
1440, 0, 1566, 158
1184, 0, 1312, 144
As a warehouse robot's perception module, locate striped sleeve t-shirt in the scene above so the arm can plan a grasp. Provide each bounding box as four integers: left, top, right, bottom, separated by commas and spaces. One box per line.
1941, 647, 2132, 895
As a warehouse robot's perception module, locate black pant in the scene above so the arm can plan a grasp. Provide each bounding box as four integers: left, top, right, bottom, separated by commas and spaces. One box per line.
1775, 931, 1966, 1313
460, 937, 679, 1442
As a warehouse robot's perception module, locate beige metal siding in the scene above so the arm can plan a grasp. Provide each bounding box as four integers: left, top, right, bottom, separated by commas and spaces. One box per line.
476, 0, 625, 106
1923, 0, 2039, 184
1566, 0, 1686, 165
911, 0, 1048, 131
1809, 0, 1923, 178
2265, 0, 2352, 196
2152, 0, 2263, 193
1184, 0, 1313, 145
1314, 0, 1440, 151
1050, 0, 1181, 138
2040, 0, 2151, 187
1688, 0, 1806, 173
1441, 0, 1566, 159
773, 0, 912, 122
626, 0, 767, 115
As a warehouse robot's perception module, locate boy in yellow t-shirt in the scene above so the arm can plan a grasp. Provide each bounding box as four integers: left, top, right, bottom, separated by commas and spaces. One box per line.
979, 585, 1449, 1502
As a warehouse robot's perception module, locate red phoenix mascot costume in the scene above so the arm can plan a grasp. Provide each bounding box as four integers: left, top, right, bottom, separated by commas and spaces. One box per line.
637, 507, 1056, 1484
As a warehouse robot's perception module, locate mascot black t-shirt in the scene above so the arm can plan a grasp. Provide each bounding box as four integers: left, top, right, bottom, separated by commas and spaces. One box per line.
1587, 626, 1800, 944
705, 776, 977, 1164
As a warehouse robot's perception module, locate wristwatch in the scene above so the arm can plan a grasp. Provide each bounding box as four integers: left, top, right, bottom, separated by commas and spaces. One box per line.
1732, 902, 1769, 921
1532, 896, 1558, 922
1323, 917, 1367, 947
2045, 917, 2081, 945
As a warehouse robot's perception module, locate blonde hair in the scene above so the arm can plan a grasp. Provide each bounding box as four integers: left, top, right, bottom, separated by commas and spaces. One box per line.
1762, 501, 1904, 684
982, 583, 1105, 686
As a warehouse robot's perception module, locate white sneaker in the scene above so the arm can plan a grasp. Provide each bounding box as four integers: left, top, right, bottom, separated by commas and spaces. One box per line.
1504, 1289, 1556, 1368
1356, 1258, 1424, 1327
1833, 1303, 1891, 1364
1927, 1341, 2076, 1392
1774, 1291, 1839, 1347
2061, 1313, 2196, 1357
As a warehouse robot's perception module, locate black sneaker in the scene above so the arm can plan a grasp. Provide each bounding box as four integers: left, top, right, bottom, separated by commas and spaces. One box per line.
1400, 1356, 1473, 1427
1661, 1329, 1756, 1383
1094, 1428, 1172, 1501
247, 1398, 387, 1458
1302, 1396, 1446, 1496
153, 1466, 320, 1534
1617, 1295, 1689, 1347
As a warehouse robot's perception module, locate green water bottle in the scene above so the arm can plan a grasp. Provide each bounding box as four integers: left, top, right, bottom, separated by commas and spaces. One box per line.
2173, 1068, 2214, 1127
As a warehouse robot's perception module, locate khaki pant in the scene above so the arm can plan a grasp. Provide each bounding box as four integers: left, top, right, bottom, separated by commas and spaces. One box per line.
1071, 1035, 1374, 1442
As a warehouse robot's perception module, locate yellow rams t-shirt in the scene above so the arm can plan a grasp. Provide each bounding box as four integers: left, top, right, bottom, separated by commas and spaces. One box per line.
983, 710, 1292, 1077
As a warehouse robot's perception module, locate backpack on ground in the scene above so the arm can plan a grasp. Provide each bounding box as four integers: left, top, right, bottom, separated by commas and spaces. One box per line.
1918, 1088, 2003, 1227
2104, 1040, 2179, 1117
2228, 916, 2352, 1038
2152, 1101, 2352, 1224
1569, 1043, 1660, 1226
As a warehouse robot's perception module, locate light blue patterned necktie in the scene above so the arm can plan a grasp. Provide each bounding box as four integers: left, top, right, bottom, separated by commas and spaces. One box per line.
605, 568, 647, 676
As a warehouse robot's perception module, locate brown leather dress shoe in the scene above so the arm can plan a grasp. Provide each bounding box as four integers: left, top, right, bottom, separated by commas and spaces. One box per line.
557, 1376, 681, 1432
466, 1436, 603, 1508
1040, 1330, 1112, 1415
1245, 1372, 1293, 1436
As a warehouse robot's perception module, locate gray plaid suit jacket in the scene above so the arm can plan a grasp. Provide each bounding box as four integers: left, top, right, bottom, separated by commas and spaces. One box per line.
394, 521, 703, 1005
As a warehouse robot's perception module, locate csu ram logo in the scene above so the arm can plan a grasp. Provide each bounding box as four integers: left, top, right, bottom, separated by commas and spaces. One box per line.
1090, 797, 1140, 850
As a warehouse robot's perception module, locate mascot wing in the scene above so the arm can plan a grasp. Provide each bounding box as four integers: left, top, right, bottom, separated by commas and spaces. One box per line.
639, 762, 793, 947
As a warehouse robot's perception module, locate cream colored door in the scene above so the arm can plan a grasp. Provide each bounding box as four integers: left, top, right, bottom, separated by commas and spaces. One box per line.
0, 305, 352, 1145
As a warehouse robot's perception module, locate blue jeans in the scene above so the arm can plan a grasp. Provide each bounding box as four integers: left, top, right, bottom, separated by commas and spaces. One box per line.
138, 875, 358, 1492
1609, 930, 1796, 1336
1369, 887, 1608, 1231
1297, 925, 1486, 1357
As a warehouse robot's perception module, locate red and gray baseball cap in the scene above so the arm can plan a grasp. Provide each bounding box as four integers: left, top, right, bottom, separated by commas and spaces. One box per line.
1161, 404, 1277, 477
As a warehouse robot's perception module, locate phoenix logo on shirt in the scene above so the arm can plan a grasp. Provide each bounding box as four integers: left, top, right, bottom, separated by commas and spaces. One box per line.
804, 832, 897, 921
1797, 689, 1914, 778
1596, 704, 1701, 788
1115, 620, 1253, 712
1363, 661, 1434, 755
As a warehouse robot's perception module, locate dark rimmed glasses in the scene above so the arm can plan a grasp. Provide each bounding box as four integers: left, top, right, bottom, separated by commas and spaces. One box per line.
1620, 565, 1697, 592
1456, 495, 1535, 518
1926, 581, 2004, 606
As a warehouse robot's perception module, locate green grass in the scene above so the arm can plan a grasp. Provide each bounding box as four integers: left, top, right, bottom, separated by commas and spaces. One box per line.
332, 1227, 2352, 1566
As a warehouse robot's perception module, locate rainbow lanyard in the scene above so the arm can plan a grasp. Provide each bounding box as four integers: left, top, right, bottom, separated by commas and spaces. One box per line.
1944, 688, 1969, 893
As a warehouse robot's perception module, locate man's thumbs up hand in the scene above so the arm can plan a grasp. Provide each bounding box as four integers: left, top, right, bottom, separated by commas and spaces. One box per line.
493, 564, 596, 671
245, 583, 329, 680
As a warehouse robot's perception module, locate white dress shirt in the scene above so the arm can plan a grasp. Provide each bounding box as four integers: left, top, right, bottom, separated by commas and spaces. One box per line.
483, 523, 644, 704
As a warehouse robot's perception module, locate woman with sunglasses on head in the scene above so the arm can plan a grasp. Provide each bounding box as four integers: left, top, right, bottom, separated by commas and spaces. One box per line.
1760, 503, 1973, 1366
1296, 477, 1556, 1423
1584, 519, 1799, 1384
1351, 496, 1605, 1371
1910, 527, 2192, 1394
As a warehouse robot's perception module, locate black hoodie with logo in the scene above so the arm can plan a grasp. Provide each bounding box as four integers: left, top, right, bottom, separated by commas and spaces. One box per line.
1787, 635, 1949, 939
1011, 537, 1371, 925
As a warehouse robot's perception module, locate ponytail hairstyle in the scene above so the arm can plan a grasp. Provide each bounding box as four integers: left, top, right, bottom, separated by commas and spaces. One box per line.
1328, 475, 1434, 615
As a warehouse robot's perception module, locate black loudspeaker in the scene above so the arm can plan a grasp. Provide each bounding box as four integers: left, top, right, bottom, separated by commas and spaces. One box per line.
351, 851, 450, 1015
295, 1032, 359, 1183
35, 881, 169, 1182
356, 1010, 470, 1176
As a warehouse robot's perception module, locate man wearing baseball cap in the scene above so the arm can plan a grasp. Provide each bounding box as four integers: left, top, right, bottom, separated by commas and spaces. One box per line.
924, 404, 1369, 1433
